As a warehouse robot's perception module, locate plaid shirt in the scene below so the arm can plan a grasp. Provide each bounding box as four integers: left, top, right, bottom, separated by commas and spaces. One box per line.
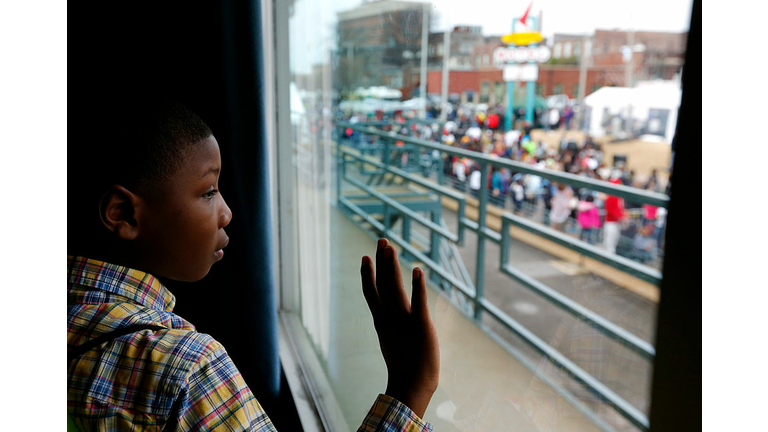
68, 256, 432, 432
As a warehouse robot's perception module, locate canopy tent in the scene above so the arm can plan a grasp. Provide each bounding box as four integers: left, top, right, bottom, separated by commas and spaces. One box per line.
399, 97, 426, 110
583, 81, 681, 144
352, 86, 402, 100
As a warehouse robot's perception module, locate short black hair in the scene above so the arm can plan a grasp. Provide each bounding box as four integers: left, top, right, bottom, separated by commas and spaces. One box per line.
80, 95, 213, 194
69, 93, 213, 255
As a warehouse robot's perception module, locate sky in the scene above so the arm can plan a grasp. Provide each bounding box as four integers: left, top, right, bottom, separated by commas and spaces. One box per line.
290, 0, 694, 73
428, 0, 693, 40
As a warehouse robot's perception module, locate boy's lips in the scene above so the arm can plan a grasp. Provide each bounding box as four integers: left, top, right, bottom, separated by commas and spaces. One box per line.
216, 237, 230, 251
214, 238, 229, 260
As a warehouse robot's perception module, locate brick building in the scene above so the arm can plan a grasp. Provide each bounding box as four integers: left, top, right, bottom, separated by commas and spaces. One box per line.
424, 28, 687, 104
425, 67, 611, 105
553, 30, 687, 86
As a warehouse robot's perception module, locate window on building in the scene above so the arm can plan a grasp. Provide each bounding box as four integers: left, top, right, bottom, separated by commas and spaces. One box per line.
480, 81, 489, 102
390, 73, 402, 88
563, 41, 572, 58
572, 83, 580, 99
494, 82, 505, 104
554, 83, 564, 95
574, 42, 581, 57
536, 83, 545, 96
553, 42, 562, 58
482, 54, 489, 66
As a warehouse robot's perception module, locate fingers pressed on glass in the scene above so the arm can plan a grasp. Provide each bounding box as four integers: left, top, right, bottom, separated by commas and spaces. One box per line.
411, 267, 429, 321
376, 240, 390, 303
381, 245, 410, 312
361, 256, 379, 319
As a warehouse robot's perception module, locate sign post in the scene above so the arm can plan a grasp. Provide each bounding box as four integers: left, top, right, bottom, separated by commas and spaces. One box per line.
514, 17, 540, 126
505, 79, 515, 131
504, 73, 516, 131
500, 7, 544, 131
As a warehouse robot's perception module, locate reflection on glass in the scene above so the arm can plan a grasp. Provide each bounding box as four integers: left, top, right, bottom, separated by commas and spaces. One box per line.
285, 0, 691, 431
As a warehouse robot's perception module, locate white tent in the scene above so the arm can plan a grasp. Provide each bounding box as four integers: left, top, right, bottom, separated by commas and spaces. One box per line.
399, 97, 426, 110
583, 81, 681, 144
353, 86, 402, 100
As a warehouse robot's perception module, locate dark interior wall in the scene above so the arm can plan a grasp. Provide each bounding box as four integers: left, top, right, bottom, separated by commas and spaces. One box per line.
75, 2, 295, 426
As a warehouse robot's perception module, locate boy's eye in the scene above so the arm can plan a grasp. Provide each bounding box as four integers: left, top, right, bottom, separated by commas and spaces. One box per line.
202, 189, 219, 199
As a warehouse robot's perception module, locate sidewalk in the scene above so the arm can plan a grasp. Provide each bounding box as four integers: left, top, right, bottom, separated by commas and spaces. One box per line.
328, 206, 605, 432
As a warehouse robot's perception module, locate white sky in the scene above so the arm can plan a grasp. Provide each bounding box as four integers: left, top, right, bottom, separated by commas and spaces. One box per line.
428, 0, 693, 39
290, 0, 694, 73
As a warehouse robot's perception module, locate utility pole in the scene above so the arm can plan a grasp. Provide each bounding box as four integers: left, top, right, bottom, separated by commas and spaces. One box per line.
576, 33, 590, 130
624, 28, 635, 136
419, 2, 429, 119
440, 23, 451, 122
624, 28, 634, 88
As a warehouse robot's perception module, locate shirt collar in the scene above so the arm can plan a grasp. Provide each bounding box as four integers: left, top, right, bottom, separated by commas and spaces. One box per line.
67, 256, 176, 312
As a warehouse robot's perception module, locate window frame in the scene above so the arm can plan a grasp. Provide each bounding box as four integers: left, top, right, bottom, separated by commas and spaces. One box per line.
263, 1, 349, 430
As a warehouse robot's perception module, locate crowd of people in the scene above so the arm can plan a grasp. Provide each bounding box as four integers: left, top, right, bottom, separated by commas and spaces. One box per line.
337, 102, 669, 266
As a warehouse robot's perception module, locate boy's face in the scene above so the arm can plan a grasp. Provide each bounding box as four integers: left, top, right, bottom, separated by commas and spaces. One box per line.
134, 135, 232, 282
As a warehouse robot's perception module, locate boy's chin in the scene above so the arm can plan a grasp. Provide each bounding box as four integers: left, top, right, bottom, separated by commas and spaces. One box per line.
166, 263, 215, 283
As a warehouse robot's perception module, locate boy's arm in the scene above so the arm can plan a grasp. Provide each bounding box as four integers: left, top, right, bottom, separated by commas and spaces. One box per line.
359, 239, 440, 425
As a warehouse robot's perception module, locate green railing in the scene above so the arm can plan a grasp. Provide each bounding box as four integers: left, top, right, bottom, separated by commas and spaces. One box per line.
335, 122, 670, 432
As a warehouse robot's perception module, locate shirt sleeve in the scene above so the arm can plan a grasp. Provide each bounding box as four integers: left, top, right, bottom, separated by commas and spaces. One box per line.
175, 348, 277, 431
357, 394, 433, 432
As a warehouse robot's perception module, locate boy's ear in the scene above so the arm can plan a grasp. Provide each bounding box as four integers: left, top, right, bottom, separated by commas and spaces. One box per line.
99, 185, 141, 240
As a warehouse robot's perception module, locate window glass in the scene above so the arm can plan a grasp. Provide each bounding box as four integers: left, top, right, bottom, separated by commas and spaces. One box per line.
281, 1, 691, 431
494, 82, 506, 105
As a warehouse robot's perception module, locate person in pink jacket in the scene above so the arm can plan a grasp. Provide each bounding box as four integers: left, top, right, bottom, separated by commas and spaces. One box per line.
577, 195, 601, 245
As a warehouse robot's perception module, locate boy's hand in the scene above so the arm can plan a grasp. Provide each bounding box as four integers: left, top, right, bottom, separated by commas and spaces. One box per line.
360, 238, 440, 419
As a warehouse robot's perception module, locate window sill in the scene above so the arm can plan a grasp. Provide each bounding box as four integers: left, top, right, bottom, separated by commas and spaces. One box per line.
277, 310, 352, 432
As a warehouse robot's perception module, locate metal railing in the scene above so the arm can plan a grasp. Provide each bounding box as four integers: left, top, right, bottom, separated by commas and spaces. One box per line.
335, 122, 670, 432
339, 122, 667, 269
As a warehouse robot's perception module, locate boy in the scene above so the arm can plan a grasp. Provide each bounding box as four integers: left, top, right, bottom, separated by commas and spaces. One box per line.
68, 97, 439, 431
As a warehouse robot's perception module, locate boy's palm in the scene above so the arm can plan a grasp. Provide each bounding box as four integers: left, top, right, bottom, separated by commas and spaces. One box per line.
360, 239, 440, 419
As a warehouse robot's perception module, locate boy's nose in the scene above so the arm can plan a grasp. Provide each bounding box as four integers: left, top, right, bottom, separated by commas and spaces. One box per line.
220, 196, 233, 228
